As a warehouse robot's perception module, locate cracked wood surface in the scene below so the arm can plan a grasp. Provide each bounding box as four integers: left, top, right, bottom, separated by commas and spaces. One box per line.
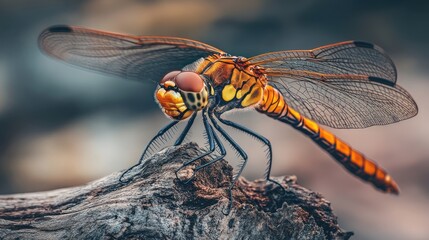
0, 143, 353, 239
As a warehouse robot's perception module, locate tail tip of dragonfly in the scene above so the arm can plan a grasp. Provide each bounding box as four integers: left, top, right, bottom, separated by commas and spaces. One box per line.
386, 176, 400, 195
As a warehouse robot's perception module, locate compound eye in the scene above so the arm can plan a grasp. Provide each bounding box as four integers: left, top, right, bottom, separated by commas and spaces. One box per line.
175, 72, 204, 92
160, 70, 180, 84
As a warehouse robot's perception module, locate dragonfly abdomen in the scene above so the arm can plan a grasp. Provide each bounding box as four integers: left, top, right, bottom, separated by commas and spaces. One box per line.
256, 85, 400, 194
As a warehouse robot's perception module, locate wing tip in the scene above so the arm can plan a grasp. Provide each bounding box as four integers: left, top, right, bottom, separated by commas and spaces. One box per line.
46, 25, 73, 33
353, 40, 375, 49
38, 25, 75, 54
368, 76, 396, 87
38, 25, 73, 40
39, 25, 73, 42
354, 40, 398, 83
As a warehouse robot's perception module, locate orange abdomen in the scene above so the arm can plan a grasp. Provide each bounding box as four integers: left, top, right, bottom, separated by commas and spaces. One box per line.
256, 85, 399, 194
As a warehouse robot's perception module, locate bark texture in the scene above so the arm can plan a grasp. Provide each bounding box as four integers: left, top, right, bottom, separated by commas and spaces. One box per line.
0, 143, 352, 239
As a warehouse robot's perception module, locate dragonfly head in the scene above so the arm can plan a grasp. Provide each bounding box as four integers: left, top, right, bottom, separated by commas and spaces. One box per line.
156, 71, 209, 120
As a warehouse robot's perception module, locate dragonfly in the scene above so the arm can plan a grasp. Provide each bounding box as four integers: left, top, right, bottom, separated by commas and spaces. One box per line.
39, 25, 418, 213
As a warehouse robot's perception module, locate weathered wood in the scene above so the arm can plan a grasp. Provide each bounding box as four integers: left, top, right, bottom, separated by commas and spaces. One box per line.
0, 143, 352, 239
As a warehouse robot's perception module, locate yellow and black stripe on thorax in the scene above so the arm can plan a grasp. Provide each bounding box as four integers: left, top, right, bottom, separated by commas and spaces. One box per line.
196, 55, 267, 108
256, 85, 400, 194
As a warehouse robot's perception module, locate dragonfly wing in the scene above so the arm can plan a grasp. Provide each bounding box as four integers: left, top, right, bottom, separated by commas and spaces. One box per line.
248, 41, 417, 128
39, 25, 224, 82
266, 71, 417, 129
249, 41, 397, 85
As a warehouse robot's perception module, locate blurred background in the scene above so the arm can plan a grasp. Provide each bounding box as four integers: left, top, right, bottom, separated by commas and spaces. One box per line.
0, 0, 428, 239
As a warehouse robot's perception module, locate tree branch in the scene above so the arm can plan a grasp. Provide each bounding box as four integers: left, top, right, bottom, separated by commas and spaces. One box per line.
0, 143, 352, 239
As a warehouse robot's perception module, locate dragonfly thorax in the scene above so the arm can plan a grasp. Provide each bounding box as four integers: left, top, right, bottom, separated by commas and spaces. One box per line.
156, 71, 209, 120
198, 56, 267, 110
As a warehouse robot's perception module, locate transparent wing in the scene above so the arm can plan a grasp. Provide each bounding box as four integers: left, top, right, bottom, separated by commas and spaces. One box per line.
249, 41, 397, 85
248, 41, 417, 128
39, 25, 224, 82
266, 70, 417, 128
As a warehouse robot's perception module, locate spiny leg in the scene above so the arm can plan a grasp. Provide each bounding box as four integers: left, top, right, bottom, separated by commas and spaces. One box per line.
209, 112, 247, 160
215, 112, 286, 192
179, 124, 227, 184
174, 111, 197, 146
120, 111, 197, 183
119, 120, 179, 183
194, 125, 226, 172
175, 110, 217, 180
183, 124, 227, 184
209, 112, 248, 214
141, 111, 197, 163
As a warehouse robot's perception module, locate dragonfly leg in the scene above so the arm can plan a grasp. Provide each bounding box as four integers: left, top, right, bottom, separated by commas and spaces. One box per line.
119, 120, 179, 183
215, 112, 286, 192
188, 124, 227, 183
140, 111, 197, 167
178, 123, 227, 184
209, 112, 248, 215
174, 111, 197, 146
175, 110, 218, 182
209, 113, 248, 160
